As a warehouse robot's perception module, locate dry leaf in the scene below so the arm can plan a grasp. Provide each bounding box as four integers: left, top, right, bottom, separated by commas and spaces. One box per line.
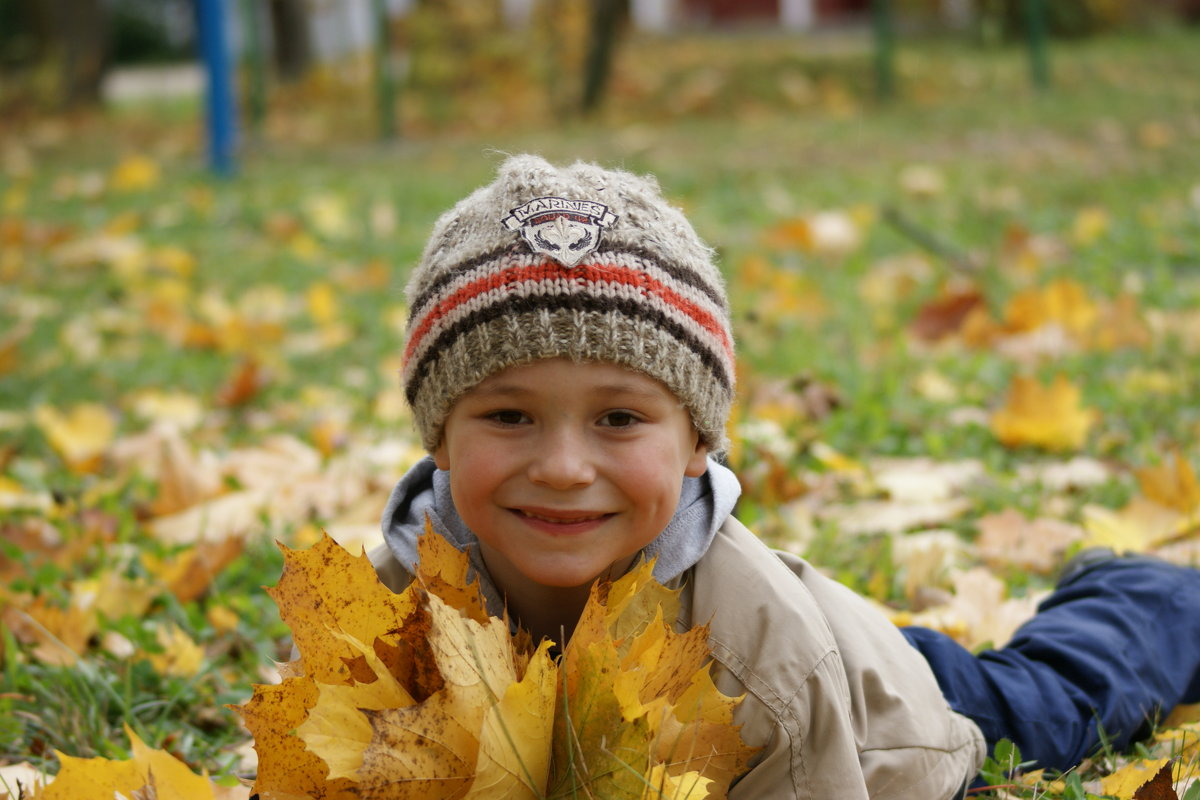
146, 622, 205, 678
900, 568, 1045, 651
990, 374, 1099, 451
910, 287, 986, 341
1101, 758, 1174, 800
110, 155, 161, 192
1137, 453, 1200, 514
33, 403, 116, 473
0, 761, 47, 798
239, 525, 754, 800
976, 509, 1085, 574
141, 538, 244, 604
215, 358, 267, 408
28, 725, 214, 800
1080, 496, 1193, 554
266, 532, 420, 685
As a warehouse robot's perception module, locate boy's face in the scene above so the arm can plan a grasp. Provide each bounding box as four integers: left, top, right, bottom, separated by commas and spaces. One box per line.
434, 358, 709, 591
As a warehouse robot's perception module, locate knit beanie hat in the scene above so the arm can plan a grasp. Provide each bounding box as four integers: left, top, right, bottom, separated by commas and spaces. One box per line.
401, 154, 735, 454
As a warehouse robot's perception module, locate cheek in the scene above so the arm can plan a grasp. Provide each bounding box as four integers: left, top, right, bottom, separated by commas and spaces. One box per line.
618, 456, 684, 521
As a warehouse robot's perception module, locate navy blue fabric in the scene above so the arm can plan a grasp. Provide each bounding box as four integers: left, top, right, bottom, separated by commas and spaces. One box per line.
902, 558, 1200, 772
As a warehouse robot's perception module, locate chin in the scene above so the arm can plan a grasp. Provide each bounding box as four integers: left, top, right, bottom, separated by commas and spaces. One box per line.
523, 564, 611, 590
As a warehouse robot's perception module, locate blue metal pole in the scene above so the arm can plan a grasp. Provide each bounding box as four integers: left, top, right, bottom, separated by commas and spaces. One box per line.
196, 0, 239, 176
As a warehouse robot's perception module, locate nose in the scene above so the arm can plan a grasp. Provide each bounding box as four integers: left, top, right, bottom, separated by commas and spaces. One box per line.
526, 425, 595, 489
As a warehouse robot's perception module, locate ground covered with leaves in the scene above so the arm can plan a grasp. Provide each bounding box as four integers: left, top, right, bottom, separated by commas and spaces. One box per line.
2, 26, 1199, 800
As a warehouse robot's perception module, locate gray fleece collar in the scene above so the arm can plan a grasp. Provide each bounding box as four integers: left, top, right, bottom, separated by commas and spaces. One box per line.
379, 455, 741, 616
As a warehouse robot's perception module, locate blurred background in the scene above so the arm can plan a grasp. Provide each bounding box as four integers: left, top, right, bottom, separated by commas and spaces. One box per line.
4, 0, 1200, 150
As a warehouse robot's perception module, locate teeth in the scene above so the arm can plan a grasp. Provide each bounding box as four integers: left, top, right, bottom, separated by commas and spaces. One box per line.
523, 511, 606, 523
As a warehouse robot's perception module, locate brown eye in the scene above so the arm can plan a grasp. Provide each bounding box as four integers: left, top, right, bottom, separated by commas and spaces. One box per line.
600, 411, 638, 428
488, 410, 528, 425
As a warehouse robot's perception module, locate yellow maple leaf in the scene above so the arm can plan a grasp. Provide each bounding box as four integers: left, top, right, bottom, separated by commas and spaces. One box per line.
141, 538, 244, 604
1002, 279, 1098, 340
642, 765, 714, 799
1100, 757, 1172, 800
1137, 453, 1200, 514
267, 532, 420, 684
554, 559, 755, 799
110, 154, 161, 192
241, 527, 753, 800
351, 594, 554, 800
468, 639, 556, 800
297, 631, 418, 781
1, 595, 97, 666
29, 725, 214, 800
146, 622, 206, 678
306, 281, 339, 326
236, 677, 360, 800
990, 374, 1099, 451
1081, 496, 1191, 554
413, 520, 491, 624
33, 403, 116, 473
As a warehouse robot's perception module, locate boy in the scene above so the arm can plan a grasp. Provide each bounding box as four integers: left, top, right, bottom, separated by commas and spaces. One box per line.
369, 154, 1200, 798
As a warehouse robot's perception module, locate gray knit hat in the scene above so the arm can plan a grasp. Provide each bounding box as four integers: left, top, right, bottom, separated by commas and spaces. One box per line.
401, 154, 735, 453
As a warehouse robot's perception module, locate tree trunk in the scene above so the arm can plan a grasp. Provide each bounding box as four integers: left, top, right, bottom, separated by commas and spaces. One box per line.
580, 0, 626, 114
269, 0, 311, 82
19, 0, 109, 107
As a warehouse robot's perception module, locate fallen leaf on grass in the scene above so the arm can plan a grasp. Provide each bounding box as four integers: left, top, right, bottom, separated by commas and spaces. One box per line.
990, 374, 1099, 452
141, 537, 244, 604
146, 622, 206, 678
215, 357, 268, 408
25, 724, 216, 800
763, 210, 862, 257
109, 424, 224, 517
1101, 758, 1174, 800
910, 286, 986, 342
32, 403, 117, 473
127, 389, 206, 429
818, 497, 972, 537
1, 596, 96, 666
148, 489, 268, 545
896, 568, 1046, 651
1138, 453, 1200, 514
976, 509, 1085, 574
110, 155, 161, 192
1080, 494, 1198, 556
1164, 704, 1200, 728
1014, 456, 1111, 491
0, 762, 47, 799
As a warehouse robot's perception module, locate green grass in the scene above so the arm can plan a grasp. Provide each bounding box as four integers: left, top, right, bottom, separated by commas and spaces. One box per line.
2, 24, 1200, 796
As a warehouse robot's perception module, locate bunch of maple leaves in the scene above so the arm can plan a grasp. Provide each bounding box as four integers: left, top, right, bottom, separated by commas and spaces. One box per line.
237, 523, 756, 800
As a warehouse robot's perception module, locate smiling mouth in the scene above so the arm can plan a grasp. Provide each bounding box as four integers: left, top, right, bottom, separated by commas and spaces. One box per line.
515, 509, 613, 524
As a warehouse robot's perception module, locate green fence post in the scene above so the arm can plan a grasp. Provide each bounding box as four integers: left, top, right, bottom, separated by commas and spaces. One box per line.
872, 0, 896, 101
372, 0, 398, 140
1023, 0, 1051, 90
241, 0, 267, 138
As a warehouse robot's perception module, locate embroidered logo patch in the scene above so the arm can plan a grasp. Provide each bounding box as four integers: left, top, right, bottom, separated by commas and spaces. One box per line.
502, 196, 618, 267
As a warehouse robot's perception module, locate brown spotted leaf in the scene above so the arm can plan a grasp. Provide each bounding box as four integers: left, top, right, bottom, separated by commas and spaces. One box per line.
267, 532, 418, 684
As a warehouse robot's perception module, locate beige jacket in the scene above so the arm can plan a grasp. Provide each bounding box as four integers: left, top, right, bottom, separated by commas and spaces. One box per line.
369, 516, 985, 799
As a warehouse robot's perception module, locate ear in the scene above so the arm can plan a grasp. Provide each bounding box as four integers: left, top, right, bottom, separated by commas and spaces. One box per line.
684, 432, 709, 478
433, 440, 450, 471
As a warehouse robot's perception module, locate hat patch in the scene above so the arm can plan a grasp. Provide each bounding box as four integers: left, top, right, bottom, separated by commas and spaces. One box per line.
502, 196, 618, 267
